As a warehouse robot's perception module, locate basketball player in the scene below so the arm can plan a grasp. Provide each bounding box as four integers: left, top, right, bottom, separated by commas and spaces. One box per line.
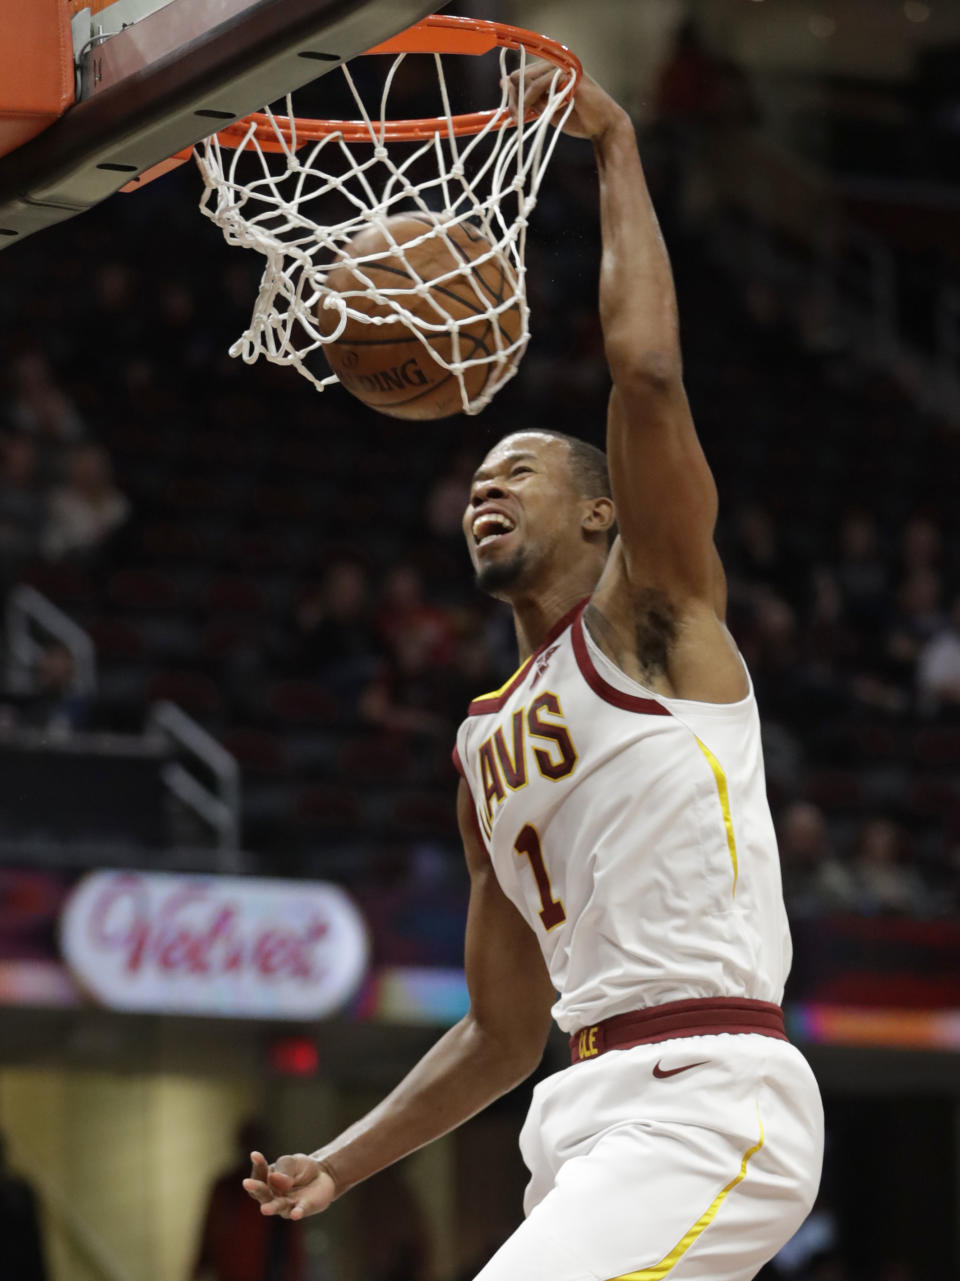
243, 67, 824, 1280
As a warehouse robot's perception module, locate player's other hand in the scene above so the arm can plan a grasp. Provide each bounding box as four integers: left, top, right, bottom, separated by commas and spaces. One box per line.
243, 1149, 336, 1220
504, 65, 629, 143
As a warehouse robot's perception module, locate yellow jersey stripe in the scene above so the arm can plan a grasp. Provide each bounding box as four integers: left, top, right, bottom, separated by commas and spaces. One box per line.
695, 736, 739, 896
611, 1115, 765, 1281
469, 656, 533, 710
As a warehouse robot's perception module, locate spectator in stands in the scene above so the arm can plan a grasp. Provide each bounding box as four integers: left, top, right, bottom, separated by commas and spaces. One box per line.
421, 451, 477, 586
191, 1120, 304, 1281
28, 644, 90, 735
289, 559, 380, 698
5, 351, 84, 479
0, 434, 46, 577
804, 568, 856, 678
376, 564, 456, 668
849, 818, 930, 916
778, 801, 857, 917
42, 442, 129, 562
884, 567, 944, 693
360, 622, 453, 738
743, 591, 813, 726
729, 503, 803, 608
899, 516, 942, 579
425, 451, 475, 543
0, 1128, 48, 1281
917, 593, 960, 711
834, 512, 888, 634
445, 634, 501, 722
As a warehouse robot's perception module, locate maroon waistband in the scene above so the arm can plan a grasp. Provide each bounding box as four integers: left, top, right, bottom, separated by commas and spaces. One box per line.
569, 997, 787, 1064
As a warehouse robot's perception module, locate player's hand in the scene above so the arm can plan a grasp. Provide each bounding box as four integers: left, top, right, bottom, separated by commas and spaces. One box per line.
504, 65, 629, 143
242, 1149, 337, 1220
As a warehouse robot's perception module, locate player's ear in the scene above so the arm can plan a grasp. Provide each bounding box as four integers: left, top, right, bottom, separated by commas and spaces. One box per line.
582, 497, 616, 537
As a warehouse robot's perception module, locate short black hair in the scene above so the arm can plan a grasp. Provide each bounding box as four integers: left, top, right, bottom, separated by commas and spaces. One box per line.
542, 431, 618, 547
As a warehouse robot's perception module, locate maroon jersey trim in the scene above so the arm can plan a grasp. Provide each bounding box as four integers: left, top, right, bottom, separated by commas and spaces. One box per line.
466, 597, 590, 716
466, 655, 535, 717
572, 608, 672, 716
570, 997, 787, 1063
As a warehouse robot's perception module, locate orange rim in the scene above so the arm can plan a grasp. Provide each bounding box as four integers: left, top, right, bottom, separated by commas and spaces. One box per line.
210, 13, 582, 150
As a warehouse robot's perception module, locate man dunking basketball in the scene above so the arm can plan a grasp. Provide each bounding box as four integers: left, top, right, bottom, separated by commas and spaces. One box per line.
243, 68, 824, 1281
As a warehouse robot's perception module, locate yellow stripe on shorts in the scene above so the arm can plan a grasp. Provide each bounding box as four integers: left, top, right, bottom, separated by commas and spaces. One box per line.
695, 736, 739, 896
610, 1115, 765, 1281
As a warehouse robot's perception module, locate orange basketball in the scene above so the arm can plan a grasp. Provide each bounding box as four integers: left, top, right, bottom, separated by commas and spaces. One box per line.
316, 214, 523, 420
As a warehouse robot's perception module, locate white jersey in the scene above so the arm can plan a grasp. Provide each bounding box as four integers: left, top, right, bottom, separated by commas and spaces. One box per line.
454, 600, 792, 1034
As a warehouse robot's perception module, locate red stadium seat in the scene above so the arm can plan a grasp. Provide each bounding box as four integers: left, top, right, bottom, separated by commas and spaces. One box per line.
200, 618, 262, 660
252, 483, 312, 520
804, 769, 863, 812
904, 777, 960, 821
23, 562, 95, 605
219, 727, 286, 774
148, 669, 221, 716
913, 726, 960, 767
206, 574, 266, 615
108, 568, 179, 611
87, 617, 145, 659
267, 680, 340, 725
140, 521, 209, 563
295, 783, 361, 828
389, 790, 457, 837
338, 734, 412, 783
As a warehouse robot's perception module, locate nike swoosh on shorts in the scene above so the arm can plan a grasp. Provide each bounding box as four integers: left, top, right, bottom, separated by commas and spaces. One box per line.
652, 1059, 709, 1079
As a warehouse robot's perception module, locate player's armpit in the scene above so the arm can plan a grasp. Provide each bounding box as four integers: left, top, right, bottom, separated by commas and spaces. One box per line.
458, 779, 555, 1077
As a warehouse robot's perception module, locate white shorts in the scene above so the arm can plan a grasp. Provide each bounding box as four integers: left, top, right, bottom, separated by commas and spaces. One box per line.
474, 1033, 823, 1281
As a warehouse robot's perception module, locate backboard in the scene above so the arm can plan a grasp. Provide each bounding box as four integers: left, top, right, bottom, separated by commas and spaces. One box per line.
0, 0, 440, 249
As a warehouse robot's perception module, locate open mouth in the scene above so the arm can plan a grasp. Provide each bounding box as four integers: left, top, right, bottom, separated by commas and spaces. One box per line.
472, 512, 517, 549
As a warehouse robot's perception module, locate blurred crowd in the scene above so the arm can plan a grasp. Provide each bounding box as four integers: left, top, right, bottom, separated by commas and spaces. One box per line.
0, 351, 129, 573
0, 31, 958, 945
1, 19, 959, 1281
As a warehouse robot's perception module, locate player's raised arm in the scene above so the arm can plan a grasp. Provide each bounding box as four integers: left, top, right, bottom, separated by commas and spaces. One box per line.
243, 779, 554, 1220
594, 85, 718, 603
515, 68, 718, 606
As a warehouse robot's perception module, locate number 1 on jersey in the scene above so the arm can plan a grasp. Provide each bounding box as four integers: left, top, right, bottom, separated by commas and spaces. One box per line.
514, 824, 566, 931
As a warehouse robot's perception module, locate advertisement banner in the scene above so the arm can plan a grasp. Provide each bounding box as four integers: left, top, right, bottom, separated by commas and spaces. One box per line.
60, 870, 369, 1019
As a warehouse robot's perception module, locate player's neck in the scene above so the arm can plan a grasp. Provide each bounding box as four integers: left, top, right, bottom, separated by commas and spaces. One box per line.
510, 579, 597, 660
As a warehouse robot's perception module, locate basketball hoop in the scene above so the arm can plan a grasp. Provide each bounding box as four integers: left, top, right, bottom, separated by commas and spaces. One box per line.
191, 14, 581, 415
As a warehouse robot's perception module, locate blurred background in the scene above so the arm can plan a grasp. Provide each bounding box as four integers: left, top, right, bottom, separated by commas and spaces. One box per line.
1, 0, 959, 1277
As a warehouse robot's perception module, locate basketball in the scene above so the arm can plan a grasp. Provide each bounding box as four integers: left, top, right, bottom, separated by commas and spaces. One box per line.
316, 214, 523, 420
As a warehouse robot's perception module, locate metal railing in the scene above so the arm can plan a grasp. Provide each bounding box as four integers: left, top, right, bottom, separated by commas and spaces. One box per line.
147, 699, 242, 862
5, 584, 97, 696
695, 124, 960, 418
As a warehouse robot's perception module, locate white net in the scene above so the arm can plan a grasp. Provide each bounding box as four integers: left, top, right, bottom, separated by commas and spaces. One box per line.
194, 39, 577, 415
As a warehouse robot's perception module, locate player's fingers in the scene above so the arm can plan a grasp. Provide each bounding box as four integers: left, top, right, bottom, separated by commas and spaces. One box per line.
249, 1150, 270, 1182
258, 1195, 295, 1218
502, 74, 521, 119
242, 1178, 271, 1204
504, 63, 553, 117
517, 63, 555, 102
266, 1168, 294, 1193
286, 1184, 328, 1221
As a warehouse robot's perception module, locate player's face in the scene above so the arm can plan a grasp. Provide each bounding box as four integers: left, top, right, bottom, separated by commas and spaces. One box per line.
463, 433, 582, 597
